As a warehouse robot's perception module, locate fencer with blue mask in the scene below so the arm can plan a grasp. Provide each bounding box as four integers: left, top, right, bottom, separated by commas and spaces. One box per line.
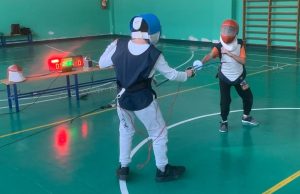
99, 13, 194, 182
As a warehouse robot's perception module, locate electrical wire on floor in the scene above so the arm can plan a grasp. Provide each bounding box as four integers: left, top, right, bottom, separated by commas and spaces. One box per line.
0, 75, 118, 151
0, 96, 118, 151
69, 99, 116, 124
0, 60, 189, 152
136, 82, 183, 170
0, 73, 61, 116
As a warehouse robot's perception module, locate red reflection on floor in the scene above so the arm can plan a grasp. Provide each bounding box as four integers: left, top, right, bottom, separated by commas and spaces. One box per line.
54, 125, 70, 158
81, 121, 89, 138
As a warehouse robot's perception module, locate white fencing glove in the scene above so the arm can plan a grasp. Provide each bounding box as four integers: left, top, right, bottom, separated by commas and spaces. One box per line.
193, 60, 203, 71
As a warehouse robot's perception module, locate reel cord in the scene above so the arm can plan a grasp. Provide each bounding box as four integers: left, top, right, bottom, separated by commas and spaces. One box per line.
136, 83, 182, 170
155, 61, 220, 87
0, 72, 119, 151
134, 60, 224, 169
0, 72, 61, 116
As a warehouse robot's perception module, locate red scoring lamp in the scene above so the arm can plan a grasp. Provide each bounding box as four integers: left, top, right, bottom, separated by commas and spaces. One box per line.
72, 56, 84, 68
48, 56, 84, 72
48, 57, 62, 71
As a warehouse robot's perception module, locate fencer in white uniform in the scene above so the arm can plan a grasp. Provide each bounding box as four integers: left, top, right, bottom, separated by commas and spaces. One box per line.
99, 13, 193, 182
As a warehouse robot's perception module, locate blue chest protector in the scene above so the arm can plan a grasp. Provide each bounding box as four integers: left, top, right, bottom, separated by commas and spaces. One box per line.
112, 39, 161, 111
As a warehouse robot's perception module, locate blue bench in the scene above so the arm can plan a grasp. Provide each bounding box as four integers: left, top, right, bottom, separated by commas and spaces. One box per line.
0, 67, 116, 112
0, 33, 33, 46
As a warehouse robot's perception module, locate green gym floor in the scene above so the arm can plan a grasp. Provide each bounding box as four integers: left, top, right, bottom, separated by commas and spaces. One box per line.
0, 37, 300, 194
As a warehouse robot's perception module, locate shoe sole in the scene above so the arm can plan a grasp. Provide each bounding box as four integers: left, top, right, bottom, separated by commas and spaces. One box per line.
242, 120, 259, 126
155, 175, 180, 182
219, 129, 228, 133
155, 169, 186, 182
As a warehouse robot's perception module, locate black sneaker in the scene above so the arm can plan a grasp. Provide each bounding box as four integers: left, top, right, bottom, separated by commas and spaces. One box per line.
155, 164, 185, 182
242, 116, 259, 126
219, 121, 228, 133
116, 166, 129, 180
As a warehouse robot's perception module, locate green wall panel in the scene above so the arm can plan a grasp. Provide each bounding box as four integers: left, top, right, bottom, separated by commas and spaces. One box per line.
112, 0, 234, 42
0, 0, 111, 41
0, 0, 256, 44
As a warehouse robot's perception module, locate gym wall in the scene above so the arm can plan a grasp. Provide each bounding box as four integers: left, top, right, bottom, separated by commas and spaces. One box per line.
112, 0, 236, 42
0, 0, 243, 42
0, 0, 111, 41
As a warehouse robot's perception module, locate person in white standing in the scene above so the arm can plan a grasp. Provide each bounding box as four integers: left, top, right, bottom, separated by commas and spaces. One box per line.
99, 13, 194, 182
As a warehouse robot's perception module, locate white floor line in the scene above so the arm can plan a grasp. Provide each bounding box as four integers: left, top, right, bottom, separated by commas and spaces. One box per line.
119, 107, 300, 194
45, 44, 70, 53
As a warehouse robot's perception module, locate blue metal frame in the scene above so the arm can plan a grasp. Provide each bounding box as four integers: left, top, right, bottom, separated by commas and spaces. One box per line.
74, 74, 80, 100
0, 34, 4, 46
6, 85, 12, 109
0, 34, 33, 46
6, 76, 116, 112
66, 75, 71, 97
12, 84, 20, 112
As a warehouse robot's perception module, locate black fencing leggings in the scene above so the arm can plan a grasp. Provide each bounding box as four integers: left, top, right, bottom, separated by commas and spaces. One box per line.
219, 79, 253, 121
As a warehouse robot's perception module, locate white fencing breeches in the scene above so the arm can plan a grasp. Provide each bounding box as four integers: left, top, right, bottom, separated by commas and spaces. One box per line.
117, 100, 168, 169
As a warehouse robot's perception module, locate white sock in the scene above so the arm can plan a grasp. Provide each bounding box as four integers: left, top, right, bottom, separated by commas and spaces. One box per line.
157, 165, 165, 172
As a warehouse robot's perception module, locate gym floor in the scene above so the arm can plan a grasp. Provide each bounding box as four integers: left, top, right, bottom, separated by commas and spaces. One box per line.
0, 37, 300, 194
